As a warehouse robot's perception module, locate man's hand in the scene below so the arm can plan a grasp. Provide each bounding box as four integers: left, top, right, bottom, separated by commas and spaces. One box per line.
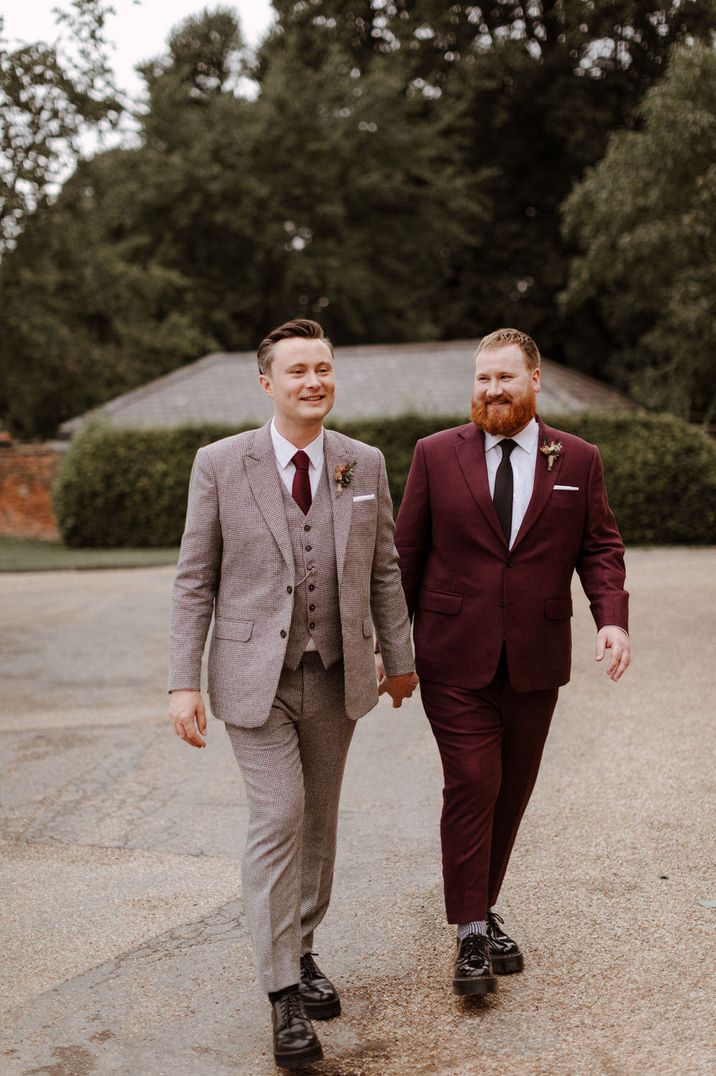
378, 671, 419, 708
170, 689, 207, 747
596, 626, 631, 682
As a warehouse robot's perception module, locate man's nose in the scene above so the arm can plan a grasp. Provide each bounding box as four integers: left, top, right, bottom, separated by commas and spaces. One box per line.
304, 370, 321, 388
486, 380, 502, 397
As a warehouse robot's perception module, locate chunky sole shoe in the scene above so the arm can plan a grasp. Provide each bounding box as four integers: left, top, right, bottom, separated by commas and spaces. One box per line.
273, 1040, 323, 1069
452, 972, 497, 997
486, 910, 525, 974
271, 991, 323, 1069
299, 953, 342, 1020
301, 992, 341, 1020
490, 950, 524, 975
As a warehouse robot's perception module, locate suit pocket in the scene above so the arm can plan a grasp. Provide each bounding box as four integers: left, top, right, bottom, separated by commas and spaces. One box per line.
545, 598, 573, 620
362, 615, 374, 639
417, 589, 463, 615
213, 617, 254, 642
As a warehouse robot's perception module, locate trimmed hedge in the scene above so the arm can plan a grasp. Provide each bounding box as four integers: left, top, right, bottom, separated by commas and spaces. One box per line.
54, 412, 716, 547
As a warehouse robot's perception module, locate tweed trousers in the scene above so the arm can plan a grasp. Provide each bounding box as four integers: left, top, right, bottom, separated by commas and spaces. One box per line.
225, 653, 355, 994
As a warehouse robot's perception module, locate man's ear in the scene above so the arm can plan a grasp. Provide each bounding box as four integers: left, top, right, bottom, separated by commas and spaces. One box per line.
532, 368, 541, 395
259, 374, 273, 398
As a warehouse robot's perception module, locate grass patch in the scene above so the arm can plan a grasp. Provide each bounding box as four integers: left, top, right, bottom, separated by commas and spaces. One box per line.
0, 537, 179, 572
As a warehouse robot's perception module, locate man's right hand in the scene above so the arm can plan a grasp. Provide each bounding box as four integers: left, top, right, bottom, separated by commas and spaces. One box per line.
170, 690, 207, 748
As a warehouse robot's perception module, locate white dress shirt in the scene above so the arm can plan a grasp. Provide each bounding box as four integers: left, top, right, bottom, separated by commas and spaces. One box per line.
484, 418, 539, 549
270, 419, 325, 497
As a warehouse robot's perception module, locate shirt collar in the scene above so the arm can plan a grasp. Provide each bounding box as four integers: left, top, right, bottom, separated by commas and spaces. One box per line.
484, 417, 539, 455
270, 418, 324, 470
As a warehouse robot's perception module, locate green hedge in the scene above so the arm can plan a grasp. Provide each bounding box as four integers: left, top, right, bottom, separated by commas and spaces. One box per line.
54, 412, 716, 547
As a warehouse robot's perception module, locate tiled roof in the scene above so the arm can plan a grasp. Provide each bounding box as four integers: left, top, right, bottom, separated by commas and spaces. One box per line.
59, 339, 637, 436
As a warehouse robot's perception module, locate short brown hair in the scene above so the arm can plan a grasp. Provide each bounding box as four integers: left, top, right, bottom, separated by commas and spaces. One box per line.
257, 318, 334, 375
476, 328, 540, 371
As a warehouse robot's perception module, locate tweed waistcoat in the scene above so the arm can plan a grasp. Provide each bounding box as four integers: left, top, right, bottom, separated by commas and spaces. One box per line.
281, 465, 343, 670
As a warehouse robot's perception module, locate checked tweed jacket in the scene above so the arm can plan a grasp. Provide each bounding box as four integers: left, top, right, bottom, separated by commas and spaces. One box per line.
169, 421, 414, 727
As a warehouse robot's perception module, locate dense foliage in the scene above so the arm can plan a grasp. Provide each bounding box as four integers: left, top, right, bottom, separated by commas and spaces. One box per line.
3, 3, 716, 437
54, 411, 716, 548
562, 44, 716, 424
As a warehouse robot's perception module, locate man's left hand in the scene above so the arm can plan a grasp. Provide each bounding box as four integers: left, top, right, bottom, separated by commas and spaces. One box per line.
378, 670, 419, 708
596, 626, 631, 681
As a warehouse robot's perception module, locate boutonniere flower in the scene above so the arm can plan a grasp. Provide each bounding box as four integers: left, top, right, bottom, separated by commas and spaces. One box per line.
540, 438, 563, 472
335, 459, 357, 493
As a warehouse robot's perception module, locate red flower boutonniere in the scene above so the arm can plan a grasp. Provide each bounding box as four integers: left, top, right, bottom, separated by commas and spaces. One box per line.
540, 438, 563, 472
335, 459, 357, 493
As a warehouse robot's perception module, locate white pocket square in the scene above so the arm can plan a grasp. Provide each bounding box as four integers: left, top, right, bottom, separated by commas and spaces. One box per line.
352, 493, 375, 502
554, 485, 579, 491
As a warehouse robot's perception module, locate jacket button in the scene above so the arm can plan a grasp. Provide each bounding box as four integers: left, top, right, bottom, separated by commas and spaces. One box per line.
309, 621, 316, 630
308, 584, 315, 592
287, 586, 293, 594
280, 630, 287, 638
506, 559, 513, 568
499, 599, 505, 607
309, 604, 315, 611
305, 545, 312, 552
304, 524, 311, 532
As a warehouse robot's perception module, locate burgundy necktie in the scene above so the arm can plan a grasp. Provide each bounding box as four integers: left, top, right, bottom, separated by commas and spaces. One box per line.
291, 450, 312, 515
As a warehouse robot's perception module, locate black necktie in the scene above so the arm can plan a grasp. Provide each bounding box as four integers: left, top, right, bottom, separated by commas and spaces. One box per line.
493, 439, 516, 544
291, 450, 312, 515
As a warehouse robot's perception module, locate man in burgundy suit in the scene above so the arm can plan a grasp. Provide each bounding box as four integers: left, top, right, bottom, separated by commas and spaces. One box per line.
394, 328, 630, 997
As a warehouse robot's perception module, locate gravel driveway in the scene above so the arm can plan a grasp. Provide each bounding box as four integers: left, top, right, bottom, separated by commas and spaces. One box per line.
0, 549, 714, 1074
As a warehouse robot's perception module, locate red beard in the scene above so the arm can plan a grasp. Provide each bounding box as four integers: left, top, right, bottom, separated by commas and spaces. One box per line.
471, 390, 537, 436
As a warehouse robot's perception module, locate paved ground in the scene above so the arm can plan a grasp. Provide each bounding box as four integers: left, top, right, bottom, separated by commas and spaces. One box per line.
0, 549, 714, 1075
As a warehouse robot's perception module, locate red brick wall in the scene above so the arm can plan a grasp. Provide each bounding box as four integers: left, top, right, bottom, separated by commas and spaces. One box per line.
0, 443, 65, 540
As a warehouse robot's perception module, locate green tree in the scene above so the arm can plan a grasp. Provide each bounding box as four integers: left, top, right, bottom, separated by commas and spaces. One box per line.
0, 0, 121, 249
262, 2, 716, 358
244, 32, 487, 343
561, 43, 716, 423
0, 7, 243, 437
0, 149, 212, 438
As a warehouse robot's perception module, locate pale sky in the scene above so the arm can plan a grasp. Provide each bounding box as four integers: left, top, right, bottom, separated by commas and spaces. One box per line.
2, 0, 275, 98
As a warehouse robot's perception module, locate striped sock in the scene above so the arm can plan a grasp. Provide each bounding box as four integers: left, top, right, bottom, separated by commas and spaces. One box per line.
458, 920, 487, 940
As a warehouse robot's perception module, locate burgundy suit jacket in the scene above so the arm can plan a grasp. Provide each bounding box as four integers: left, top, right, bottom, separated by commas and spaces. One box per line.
394, 419, 629, 692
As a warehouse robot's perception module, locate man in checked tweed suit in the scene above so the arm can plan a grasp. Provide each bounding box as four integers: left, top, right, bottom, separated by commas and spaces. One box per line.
169, 318, 417, 1069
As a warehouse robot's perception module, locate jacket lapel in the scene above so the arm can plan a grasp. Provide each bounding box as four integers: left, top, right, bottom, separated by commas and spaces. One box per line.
244, 421, 293, 573
511, 418, 563, 552
325, 430, 353, 581
454, 424, 506, 546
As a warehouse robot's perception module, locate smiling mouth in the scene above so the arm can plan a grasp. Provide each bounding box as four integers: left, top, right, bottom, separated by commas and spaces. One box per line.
301, 395, 324, 402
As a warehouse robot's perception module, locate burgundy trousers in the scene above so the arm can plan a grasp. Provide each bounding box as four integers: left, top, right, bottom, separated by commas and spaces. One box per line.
420, 652, 558, 923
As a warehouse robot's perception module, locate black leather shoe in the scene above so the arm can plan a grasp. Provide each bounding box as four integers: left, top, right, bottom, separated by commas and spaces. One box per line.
299, 952, 341, 1019
271, 991, 323, 1069
486, 910, 524, 974
452, 933, 497, 996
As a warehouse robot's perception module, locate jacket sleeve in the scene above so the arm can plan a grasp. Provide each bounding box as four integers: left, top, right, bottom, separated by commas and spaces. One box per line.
368, 450, 415, 677
576, 446, 629, 632
393, 439, 431, 620
168, 448, 223, 691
